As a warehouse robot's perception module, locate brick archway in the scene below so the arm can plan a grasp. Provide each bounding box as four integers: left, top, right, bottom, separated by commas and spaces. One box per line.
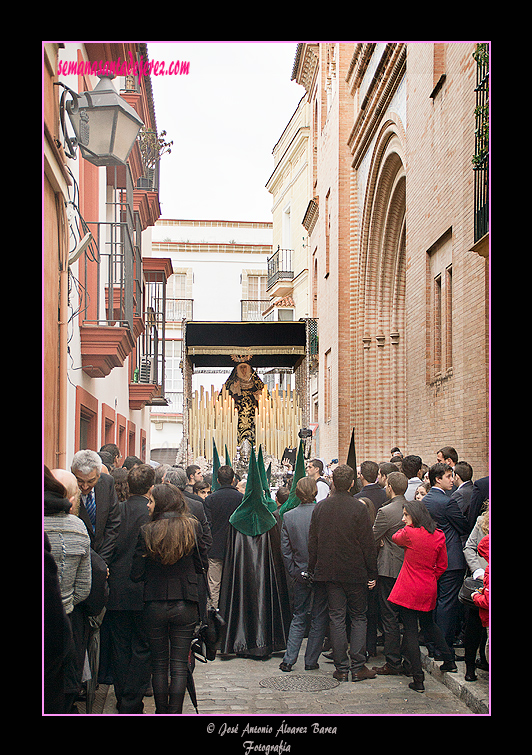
355, 126, 407, 460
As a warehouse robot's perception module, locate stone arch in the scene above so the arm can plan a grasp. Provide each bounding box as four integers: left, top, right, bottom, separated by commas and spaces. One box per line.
356, 121, 407, 459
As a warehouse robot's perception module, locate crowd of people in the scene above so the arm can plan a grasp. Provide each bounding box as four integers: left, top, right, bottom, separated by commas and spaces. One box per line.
43, 441, 489, 714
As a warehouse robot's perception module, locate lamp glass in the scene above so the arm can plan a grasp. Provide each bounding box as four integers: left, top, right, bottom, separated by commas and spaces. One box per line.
113, 110, 144, 163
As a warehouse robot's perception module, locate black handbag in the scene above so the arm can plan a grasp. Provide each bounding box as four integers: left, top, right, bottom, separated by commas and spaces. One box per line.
458, 575, 483, 607
191, 539, 226, 662
192, 605, 226, 663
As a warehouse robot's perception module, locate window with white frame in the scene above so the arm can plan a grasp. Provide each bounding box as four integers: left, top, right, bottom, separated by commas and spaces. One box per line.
166, 271, 193, 321
162, 339, 184, 413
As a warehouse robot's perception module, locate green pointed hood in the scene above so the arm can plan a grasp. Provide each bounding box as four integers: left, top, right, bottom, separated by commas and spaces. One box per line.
225, 444, 232, 467
257, 445, 277, 512
211, 438, 221, 491
279, 440, 306, 519
229, 447, 277, 536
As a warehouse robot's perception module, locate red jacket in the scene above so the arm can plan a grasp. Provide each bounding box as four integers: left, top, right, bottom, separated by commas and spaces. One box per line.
388, 525, 447, 612
472, 535, 489, 627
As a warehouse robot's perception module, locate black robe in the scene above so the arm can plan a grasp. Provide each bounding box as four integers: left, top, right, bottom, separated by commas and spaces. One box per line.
218, 521, 291, 657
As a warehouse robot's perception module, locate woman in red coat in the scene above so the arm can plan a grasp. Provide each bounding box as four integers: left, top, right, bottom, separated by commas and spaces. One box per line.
472, 535, 489, 628
388, 499, 457, 692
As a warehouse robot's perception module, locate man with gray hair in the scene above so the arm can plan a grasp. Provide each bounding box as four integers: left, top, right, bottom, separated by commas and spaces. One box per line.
71, 449, 120, 567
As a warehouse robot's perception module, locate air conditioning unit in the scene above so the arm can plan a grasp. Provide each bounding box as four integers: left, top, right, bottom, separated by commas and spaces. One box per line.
139, 358, 153, 383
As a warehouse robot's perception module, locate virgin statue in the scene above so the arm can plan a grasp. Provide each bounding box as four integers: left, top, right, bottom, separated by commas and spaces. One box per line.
224, 359, 265, 446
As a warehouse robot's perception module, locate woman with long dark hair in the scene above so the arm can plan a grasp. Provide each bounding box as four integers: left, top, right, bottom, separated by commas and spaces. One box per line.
131, 483, 208, 713
388, 499, 456, 692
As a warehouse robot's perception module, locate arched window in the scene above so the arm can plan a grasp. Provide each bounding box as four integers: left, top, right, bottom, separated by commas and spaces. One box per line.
355, 124, 406, 459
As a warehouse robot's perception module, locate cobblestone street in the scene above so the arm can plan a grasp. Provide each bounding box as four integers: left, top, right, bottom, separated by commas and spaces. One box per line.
88, 640, 487, 723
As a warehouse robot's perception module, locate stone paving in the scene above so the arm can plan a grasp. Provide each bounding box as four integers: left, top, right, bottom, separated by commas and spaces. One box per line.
92, 640, 488, 719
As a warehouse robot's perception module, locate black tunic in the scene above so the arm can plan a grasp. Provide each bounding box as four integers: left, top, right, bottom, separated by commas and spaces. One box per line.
218, 522, 291, 657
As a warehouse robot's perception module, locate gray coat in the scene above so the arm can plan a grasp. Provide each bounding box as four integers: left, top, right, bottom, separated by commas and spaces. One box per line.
44, 512, 92, 614
280, 501, 317, 583
463, 515, 488, 577
372, 494, 406, 579
405, 477, 422, 501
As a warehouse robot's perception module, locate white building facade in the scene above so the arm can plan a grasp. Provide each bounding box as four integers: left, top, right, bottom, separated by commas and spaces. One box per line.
44, 42, 169, 470
147, 218, 273, 463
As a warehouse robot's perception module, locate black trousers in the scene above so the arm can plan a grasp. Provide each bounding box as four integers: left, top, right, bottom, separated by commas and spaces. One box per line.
325, 581, 367, 673
433, 568, 465, 657
107, 610, 151, 713
143, 600, 198, 714
377, 576, 404, 669
366, 584, 379, 655
401, 606, 453, 680
463, 604, 488, 668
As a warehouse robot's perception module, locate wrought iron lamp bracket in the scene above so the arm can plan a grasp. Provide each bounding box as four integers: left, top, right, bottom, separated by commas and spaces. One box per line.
54, 81, 92, 160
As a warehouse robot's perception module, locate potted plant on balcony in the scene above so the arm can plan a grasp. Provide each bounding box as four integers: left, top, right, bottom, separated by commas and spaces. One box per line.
137, 127, 173, 188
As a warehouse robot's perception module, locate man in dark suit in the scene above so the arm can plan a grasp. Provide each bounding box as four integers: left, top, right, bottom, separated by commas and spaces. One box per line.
436, 445, 459, 495
450, 461, 475, 521
203, 465, 243, 608
71, 449, 121, 567
371, 471, 408, 676
308, 464, 378, 683
354, 460, 388, 512
423, 462, 470, 659
71, 449, 121, 688
106, 464, 155, 713
467, 475, 489, 529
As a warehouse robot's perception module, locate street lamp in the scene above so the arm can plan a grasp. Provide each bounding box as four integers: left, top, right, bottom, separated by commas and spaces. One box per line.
58, 72, 144, 166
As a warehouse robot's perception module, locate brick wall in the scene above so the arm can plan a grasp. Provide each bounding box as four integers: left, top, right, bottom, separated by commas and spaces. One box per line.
307, 42, 489, 479
311, 43, 357, 463
404, 43, 489, 478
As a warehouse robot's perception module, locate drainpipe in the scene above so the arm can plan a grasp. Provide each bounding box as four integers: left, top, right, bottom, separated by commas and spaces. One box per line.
57, 194, 68, 469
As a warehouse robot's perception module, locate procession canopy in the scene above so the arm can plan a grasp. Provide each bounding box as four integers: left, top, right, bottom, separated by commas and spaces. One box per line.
185, 321, 307, 369
184, 321, 307, 462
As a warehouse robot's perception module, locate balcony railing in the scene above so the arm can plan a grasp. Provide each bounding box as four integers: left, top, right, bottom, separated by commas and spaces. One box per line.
267, 247, 294, 290
136, 159, 160, 192
130, 264, 171, 408
308, 318, 319, 357
166, 298, 193, 322
79, 168, 144, 378
241, 299, 269, 321
84, 169, 142, 331
473, 44, 489, 243
136, 274, 166, 391
149, 390, 184, 414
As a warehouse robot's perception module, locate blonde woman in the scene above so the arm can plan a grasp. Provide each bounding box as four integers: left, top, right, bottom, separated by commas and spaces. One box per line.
131, 483, 208, 713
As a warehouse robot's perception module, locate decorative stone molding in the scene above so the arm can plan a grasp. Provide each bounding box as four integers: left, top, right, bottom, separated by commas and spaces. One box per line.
80, 324, 135, 378
129, 382, 159, 410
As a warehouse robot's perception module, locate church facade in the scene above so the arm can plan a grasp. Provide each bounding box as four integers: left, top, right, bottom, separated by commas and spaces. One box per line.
289, 42, 489, 476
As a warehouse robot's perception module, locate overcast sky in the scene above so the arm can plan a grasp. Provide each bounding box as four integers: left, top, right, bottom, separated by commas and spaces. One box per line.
146, 42, 305, 223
